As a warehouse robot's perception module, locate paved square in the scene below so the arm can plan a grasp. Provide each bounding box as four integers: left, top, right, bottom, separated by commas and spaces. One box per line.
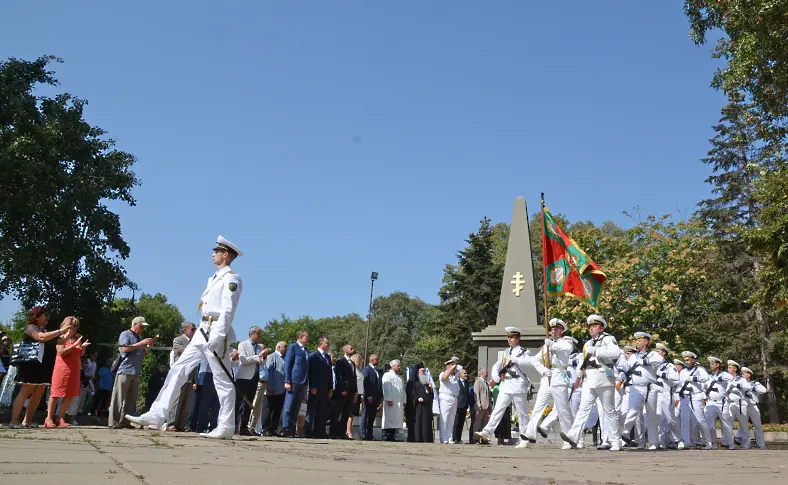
0, 427, 784, 485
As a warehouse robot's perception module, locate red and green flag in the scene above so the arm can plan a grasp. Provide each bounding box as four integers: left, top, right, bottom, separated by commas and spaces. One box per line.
542, 206, 607, 310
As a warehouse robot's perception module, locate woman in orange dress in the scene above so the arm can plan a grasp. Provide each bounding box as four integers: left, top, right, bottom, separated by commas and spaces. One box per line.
45, 317, 90, 428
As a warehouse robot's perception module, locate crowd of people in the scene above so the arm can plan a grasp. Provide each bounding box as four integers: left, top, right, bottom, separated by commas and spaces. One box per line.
0, 236, 772, 450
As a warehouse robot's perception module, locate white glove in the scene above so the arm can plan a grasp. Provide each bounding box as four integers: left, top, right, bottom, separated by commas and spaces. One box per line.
543, 369, 552, 378
544, 338, 553, 348
588, 347, 597, 356
418, 397, 424, 403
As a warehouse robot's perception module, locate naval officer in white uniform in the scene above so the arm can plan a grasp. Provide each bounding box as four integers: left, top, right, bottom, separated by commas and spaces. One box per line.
127, 236, 243, 439
474, 327, 535, 449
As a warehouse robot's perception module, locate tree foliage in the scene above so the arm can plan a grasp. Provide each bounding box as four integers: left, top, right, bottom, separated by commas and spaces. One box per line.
0, 56, 139, 339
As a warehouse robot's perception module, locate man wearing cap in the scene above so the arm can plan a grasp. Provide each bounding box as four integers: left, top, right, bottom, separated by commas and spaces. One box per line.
560, 314, 621, 451
620, 332, 664, 450
381, 360, 405, 441
653, 343, 679, 449
108, 316, 157, 429
677, 351, 712, 449
438, 356, 460, 444
523, 318, 574, 444
704, 357, 734, 449
127, 236, 244, 439
533, 334, 578, 449
738, 367, 767, 449
474, 327, 535, 449
727, 361, 752, 448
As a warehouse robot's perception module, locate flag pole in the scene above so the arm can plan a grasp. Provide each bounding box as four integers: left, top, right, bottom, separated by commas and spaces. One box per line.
541, 192, 551, 384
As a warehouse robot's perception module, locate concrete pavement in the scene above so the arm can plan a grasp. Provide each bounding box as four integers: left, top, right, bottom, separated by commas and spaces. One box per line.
0, 426, 785, 485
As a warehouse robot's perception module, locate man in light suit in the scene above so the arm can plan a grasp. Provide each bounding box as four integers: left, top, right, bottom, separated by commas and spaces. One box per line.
361, 354, 382, 441
282, 330, 309, 437
235, 326, 267, 435
305, 336, 333, 438
127, 235, 243, 440
330, 344, 357, 439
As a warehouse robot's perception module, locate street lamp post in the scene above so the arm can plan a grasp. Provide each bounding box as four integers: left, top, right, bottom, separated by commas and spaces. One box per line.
364, 272, 378, 363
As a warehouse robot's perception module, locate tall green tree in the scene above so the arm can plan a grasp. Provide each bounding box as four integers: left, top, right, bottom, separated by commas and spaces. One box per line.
437, 217, 504, 372
684, 0, 788, 135
0, 56, 139, 336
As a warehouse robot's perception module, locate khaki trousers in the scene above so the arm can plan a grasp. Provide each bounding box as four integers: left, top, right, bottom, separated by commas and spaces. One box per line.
248, 381, 268, 430
108, 374, 140, 427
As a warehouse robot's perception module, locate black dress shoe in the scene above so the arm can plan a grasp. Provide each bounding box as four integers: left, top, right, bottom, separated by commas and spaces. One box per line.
537, 427, 548, 439
559, 432, 577, 449
239, 428, 255, 436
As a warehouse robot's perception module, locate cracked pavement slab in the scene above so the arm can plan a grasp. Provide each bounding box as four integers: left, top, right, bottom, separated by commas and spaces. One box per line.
0, 427, 785, 485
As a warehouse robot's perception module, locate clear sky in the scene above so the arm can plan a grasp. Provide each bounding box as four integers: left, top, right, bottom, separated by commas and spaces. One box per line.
1, 1, 725, 339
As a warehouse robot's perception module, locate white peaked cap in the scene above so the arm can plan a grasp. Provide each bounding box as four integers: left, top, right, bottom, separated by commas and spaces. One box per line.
634, 331, 652, 340
655, 343, 670, 354
681, 351, 697, 359
741, 367, 753, 375
673, 359, 683, 366
505, 327, 522, 336
548, 318, 567, 331
622, 345, 635, 352
586, 314, 607, 328
707, 356, 722, 363
214, 235, 243, 257
728, 360, 740, 369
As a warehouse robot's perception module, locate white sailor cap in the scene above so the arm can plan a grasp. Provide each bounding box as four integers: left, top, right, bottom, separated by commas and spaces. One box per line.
634, 331, 652, 340
681, 351, 697, 359
586, 314, 607, 328
741, 367, 753, 375
673, 359, 683, 366
214, 235, 243, 257
548, 318, 567, 331
728, 360, 741, 369
622, 345, 635, 353
655, 343, 670, 354
708, 356, 722, 364
563, 336, 578, 346
505, 327, 522, 337
444, 356, 460, 366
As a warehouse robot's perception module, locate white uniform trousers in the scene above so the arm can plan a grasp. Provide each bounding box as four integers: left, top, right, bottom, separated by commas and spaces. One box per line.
733, 400, 765, 449
705, 399, 733, 448
623, 384, 659, 446
746, 400, 765, 449
482, 391, 529, 440
729, 398, 748, 447
566, 385, 618, 446
148, 340, 236, 432
656, 390, 678, 447
524, 379, 551, 439
438, 394, 457, 443
570, 387, 581, 415
540, 388, 574, 432
680, 394, 710, 446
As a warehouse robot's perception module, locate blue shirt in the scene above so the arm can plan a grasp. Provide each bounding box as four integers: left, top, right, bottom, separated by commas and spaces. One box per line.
98, 367, 114, 390
117, 330, 144, 375
197, 359, 212, 386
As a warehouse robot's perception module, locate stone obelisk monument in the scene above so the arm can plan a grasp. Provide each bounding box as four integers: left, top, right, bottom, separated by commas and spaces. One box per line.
472, 196, 544, 384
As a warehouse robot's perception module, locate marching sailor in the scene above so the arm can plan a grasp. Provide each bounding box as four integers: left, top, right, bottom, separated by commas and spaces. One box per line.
677, 351, 712, 449
474, 327, 535, 448
653, 344, 679, 449
739, 366, 767, 449
621, 332, 663, 450
704, 356, 734, 449
538, 336, 578, 449
523, 318, 574, 444
560, 315, 621, 451
127, 236, 243, 439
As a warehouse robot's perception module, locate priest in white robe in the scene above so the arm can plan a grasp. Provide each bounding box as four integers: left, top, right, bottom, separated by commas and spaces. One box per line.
382, 360, 406, 441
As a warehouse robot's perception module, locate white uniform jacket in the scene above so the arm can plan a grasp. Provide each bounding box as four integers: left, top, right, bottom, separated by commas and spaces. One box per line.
490, 345, 533, 394
705, 371, 733, 402
581, 333, 620, 388
194, 265, 242, 354
678, 365, 709, 398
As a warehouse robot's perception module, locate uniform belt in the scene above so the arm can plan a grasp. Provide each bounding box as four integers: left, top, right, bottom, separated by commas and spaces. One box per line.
201, 315, 218, 323
585, 363, 600, 369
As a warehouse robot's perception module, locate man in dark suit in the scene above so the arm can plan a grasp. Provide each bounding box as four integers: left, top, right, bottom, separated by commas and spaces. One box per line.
453, 368, 471, 443
330, 344, 357, 439
361, 353, 382, 441
305, 336, 333, 438
282, 330, 309, 437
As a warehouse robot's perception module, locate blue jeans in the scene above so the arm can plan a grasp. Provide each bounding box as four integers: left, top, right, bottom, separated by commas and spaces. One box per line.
281, 383, 307, 435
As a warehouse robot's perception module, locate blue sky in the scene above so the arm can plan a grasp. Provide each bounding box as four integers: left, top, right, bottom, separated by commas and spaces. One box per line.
1, 2, 724, 338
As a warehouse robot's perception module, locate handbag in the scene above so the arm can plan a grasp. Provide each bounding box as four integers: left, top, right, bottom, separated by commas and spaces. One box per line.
10, 341, 44, 365
109, 353, 126, 374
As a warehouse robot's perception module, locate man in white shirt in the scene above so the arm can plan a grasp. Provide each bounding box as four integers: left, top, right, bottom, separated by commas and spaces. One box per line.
235, 326, 268, 435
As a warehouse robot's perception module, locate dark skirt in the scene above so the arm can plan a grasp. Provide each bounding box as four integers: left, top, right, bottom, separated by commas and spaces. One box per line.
15, 341, 56, 386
